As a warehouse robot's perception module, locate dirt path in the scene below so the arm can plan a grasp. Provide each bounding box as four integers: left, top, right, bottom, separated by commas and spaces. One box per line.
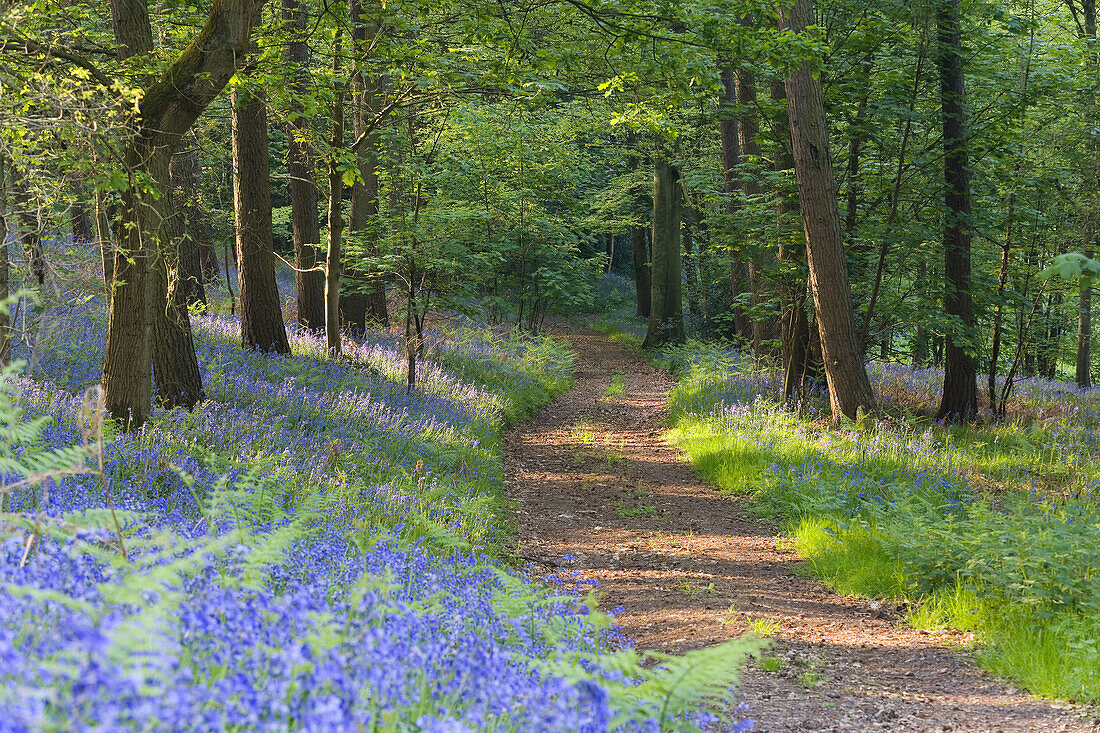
505, 324, 1098, 733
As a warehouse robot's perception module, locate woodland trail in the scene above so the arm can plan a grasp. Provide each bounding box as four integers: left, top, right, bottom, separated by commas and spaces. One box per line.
505, 323, 1099, 733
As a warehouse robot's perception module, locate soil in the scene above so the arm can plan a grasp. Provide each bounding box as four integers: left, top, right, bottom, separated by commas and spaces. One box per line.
505, 322, 1100, 733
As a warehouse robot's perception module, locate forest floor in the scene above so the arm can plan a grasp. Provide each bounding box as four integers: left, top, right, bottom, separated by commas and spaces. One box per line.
505, 322, 1100, 733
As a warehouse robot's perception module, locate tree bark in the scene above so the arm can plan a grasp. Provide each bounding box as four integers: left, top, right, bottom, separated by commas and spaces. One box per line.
283, 0, 325, 332
70, 184, 94, 244
10, 169, 45, 287
781, 0, 877, 421
771, 78, 811, 398
643, 157, 685, 349
1078, 268, 1092, 387
632, 226, 651, 318
737, 64, 776, 355
153, 146, 205, 411
682, 200, 703, 323
935, 0, 979, 419
232, 82, 291, 354
169, 138, 208, 308
844, 51, 875, 248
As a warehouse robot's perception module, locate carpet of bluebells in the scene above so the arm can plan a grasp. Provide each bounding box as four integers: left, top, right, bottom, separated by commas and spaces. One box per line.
0, 283, 754, 731
640, 332, 1100, 700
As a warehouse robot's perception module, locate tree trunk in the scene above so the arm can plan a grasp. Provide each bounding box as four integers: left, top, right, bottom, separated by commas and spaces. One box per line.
682, 202, 703, 323
94, 187, 114, 285
1075, 2, 1097, 387
861, 33, 928, 353
153, 146, 205, 411
283, 0, 325, 332
344, 0, 389, 335
737, 64, 775, 355
0, 156, 9, 366
70, 184, 94, 244
103, 0, 262, 428
605, 232, 615, 274
718, 64, 753, 343
1078, 269, 1092, 388
11, 169, 45, 287
771, 76, 811, 399
232, 82, 291, 354
935, 0, 979, 420
643, 157, 685, 349
781, 0, 877, 421
632, 226, 651, 317
326, 34, 347, 354
169, 138, 208, 307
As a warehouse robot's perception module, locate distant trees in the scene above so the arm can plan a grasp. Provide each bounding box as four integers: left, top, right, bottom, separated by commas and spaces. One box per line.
2, 0, 1100, 430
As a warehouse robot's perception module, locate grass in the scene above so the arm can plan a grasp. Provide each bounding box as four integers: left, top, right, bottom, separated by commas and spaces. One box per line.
749, 617, 781, 636
758, 655, 787, 673
658, 338, 1100, 703
604, 372, 626, 398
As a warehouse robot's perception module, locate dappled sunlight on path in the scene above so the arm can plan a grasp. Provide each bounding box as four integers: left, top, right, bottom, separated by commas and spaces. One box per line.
505, 322, 1098, 733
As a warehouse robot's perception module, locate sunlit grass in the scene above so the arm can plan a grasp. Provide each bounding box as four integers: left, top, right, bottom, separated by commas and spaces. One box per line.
661, 339, 1100, 703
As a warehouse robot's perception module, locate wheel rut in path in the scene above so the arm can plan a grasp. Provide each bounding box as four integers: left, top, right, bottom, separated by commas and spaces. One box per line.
505, 324, 1098, 733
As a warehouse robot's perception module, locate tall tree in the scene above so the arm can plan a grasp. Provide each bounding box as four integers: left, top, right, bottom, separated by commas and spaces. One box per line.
326, 31, 347, 354
781, 0, 877, 420
1069, 0, 1097, 387
283, 0, 325, 332
102, 0, 259, 427
0, 155, 9, 366
642, 156, 685, 348
935, 0, 979, 419
232, 80, 291, 354
736, 62, 774, 355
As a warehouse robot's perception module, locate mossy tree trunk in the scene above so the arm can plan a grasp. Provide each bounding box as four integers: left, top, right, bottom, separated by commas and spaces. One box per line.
103, 0, 261, 427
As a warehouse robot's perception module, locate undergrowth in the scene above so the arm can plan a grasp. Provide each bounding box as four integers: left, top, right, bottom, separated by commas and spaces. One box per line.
0, 290, 759, 730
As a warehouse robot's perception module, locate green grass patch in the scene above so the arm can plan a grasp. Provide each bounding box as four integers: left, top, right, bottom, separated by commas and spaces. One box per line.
661, 341, 1100, 703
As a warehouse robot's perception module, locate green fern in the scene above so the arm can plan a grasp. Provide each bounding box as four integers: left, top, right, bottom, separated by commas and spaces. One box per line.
546, 634, 766, 730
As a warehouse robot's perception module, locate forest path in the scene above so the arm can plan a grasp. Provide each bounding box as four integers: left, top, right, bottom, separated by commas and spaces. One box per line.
504, 322, 1097, 733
